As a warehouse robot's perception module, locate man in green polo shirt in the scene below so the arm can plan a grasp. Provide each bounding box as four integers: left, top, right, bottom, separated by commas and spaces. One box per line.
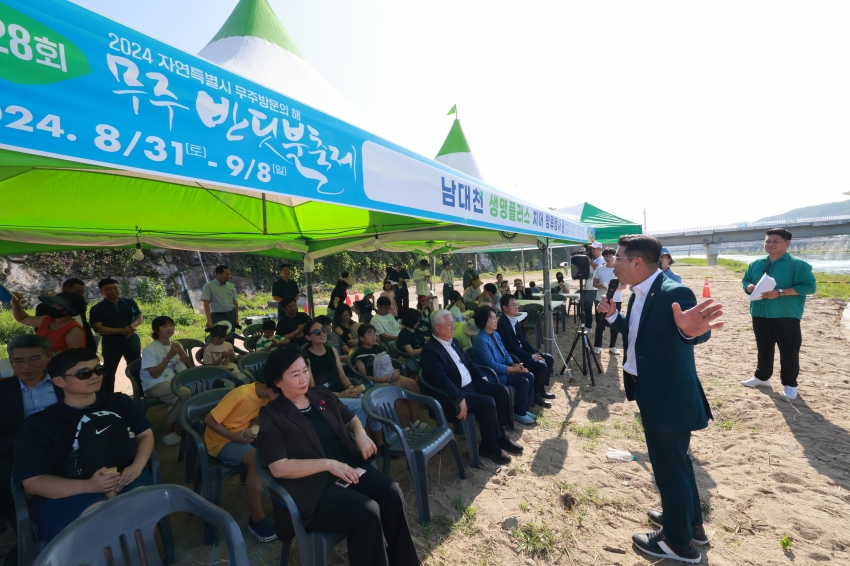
740, 228, 816, 400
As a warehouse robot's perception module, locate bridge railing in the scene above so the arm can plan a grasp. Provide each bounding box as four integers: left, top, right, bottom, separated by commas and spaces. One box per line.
647, 214, 850, 237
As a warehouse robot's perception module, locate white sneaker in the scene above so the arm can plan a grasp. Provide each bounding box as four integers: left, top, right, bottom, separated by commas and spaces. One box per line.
593, 347, 601, 355
161, 432, 181, 446
740, 377, 772, 388
609, 347, 620, 355
781, 386, 798, 400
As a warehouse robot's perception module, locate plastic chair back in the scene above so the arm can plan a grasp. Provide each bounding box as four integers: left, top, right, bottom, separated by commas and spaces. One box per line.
171, 365, 244, 397
464, 301, 478, 311
244, 335, 261, 352
175, 338, 205, 366
32, 485, 248, 566
242, 323, 265, 337
253, 451, 344, 566
237, 351, 271, 383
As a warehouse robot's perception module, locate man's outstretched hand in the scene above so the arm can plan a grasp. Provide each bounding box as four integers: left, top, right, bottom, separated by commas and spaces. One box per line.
673, 298, 724, 338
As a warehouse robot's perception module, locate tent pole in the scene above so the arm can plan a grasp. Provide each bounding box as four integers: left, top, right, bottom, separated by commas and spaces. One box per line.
303, 255, 315, 316
521, 249, 526, 285
541, 239, 553, 357
429, 252, 434, 292
196, 252, 209, 283
261, 193, 268, 235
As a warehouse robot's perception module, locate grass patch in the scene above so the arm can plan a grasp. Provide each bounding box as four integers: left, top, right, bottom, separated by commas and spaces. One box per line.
519, 502, 530, 512
612, 416, 644, 442
556, 481, 608, 510
568, 421, 606, 440
431, 496, 479, 537
715, 412, 738, 431
701, 499, 713, 515
513, 523, 557, 557
675, 257, 749, 274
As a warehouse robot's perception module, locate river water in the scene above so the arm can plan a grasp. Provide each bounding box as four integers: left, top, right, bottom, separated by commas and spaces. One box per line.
676, 252, 850, 275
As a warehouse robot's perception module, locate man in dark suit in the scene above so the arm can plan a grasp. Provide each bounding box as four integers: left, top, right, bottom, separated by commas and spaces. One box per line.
497, 294, 556, 407
0, 335, 60, 535
599, 235, 723, 564
420, 310, 522, 465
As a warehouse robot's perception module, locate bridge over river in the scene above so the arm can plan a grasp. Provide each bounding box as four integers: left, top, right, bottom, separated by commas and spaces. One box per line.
647, 215, 850, 264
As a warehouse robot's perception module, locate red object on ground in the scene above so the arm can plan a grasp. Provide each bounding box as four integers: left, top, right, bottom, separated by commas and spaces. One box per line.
345, 292, 352, 306
702, 278, 711, 298
353, 292, 361, 302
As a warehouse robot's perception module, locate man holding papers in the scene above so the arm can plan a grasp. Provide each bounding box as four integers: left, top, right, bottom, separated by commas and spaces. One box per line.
740, 229, 816, 400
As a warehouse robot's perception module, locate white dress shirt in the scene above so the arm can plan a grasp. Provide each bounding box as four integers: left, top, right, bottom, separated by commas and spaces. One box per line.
607, 269, 662, 376
433, 335, 472, 388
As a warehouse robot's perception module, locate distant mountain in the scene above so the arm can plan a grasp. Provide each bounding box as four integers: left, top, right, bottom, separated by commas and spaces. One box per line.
757, 199, 850, 223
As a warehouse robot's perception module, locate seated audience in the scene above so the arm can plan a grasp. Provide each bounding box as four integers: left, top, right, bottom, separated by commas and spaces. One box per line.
448, 291, 467, 322
256, 318, 287, 352
378, 280, 398, 317
463, 278, 483, 302
397, 309, 428, 357
334, 304, 360, 355
453, 319, 478, 351
35, 278, 96, 351
14, 348, 154, 542
203, 381, 278, 542
553, 272, 572, 294
471, 307, 537, 425
371, 297, 401, 342
353, 288, 375, 324
497, 295, 556, 408
139, 316, 193, 446
258, 348, 420, 566
478, 283, 500, 312
499, 280, 512, 297
326, 273, 354, 321
11, 292, 87, 352
304, 320, 381, 440
420, 310, 522, 464
203, 325, 248, 383
0, 335, 58, 536
352, 325, 427, 432
276, 297, 311, 347
528, 281, 541, 294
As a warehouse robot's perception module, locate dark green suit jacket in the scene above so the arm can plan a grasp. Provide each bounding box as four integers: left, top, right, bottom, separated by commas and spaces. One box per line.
609, 273, 713, 433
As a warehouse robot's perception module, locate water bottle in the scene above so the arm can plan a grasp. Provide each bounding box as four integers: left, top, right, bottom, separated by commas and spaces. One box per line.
607, 448, 636, 462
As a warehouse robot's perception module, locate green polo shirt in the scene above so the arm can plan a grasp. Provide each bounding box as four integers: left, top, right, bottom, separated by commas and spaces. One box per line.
741, 253, 816, 320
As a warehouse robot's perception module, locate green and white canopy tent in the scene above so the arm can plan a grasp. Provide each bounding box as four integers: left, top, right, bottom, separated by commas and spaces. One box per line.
554, 202, 642, 245
0, 0, 590, 329
435, 113, 485, 181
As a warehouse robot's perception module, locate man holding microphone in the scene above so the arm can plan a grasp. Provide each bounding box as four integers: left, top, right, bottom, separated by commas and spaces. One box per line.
599, 235, 723, 564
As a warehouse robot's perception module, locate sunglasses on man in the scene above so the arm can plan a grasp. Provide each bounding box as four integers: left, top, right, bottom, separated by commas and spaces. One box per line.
61, 365, 106, 380
309, 326, 331, 337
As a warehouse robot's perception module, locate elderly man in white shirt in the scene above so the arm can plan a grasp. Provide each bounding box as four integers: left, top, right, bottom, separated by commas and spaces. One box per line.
420, 310, 522, 465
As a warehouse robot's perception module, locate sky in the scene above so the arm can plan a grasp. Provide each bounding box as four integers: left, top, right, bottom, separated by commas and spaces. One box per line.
74, 0, 850, 232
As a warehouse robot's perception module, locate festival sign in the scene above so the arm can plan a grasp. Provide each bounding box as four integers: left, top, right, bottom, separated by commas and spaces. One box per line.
0, 0, 588, 243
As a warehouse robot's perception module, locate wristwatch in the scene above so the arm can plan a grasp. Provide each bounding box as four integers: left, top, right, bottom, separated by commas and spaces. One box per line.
778, 289, 784, 296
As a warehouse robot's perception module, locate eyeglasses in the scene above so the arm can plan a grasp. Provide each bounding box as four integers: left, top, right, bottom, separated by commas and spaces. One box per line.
10, 354, 47, 366
613, 255, 641, 263
309, 326, 330, 336
62, 365, 106, 380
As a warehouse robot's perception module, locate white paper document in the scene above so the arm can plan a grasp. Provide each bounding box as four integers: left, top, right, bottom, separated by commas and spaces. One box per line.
749, 273, 776, 301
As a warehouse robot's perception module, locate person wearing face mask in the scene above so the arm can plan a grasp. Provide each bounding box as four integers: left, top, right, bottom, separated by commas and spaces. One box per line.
11, 292, 87, 352
35, 278, 97, 352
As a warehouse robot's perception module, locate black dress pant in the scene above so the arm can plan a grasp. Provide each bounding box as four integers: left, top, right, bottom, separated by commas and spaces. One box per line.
642, 416, 703, 547
460, 380, 512, 453
397, 291, 409, 313
0, 455, 14, 530
307, 470, 419, 566
594, 301, 622, 348
505, 372, 533, 415
442, 284, 453, 310
101, 334, 142, 394
525, 353, 554, 394
752, 316, 802, 387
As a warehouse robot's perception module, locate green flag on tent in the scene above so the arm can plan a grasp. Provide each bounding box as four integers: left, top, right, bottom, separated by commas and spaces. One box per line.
447, 104, 456, 116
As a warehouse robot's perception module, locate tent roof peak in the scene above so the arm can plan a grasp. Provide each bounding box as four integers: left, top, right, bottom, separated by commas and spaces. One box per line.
207, 0, 305, 60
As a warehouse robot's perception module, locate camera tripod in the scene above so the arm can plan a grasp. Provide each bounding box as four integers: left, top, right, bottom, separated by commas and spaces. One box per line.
564, 284, 602, 386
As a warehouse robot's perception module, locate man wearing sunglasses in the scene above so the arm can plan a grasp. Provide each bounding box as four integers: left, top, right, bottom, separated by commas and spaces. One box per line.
13, 349, 154, 543
0, 335, 58, 543
740, 228, 816, 400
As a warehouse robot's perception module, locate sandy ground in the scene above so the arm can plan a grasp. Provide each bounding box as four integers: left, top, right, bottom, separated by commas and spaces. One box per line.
3, 264, 848, 565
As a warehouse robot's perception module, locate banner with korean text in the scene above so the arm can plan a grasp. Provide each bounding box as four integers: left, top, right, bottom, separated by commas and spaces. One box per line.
0, 0, 589, 243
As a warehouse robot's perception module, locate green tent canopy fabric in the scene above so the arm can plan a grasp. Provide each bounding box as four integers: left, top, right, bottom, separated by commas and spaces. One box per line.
434, 119, 484, 180
555, 203, 642, 244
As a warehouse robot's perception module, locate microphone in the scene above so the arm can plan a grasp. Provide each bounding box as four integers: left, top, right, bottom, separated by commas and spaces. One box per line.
606, 278, 620, 300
